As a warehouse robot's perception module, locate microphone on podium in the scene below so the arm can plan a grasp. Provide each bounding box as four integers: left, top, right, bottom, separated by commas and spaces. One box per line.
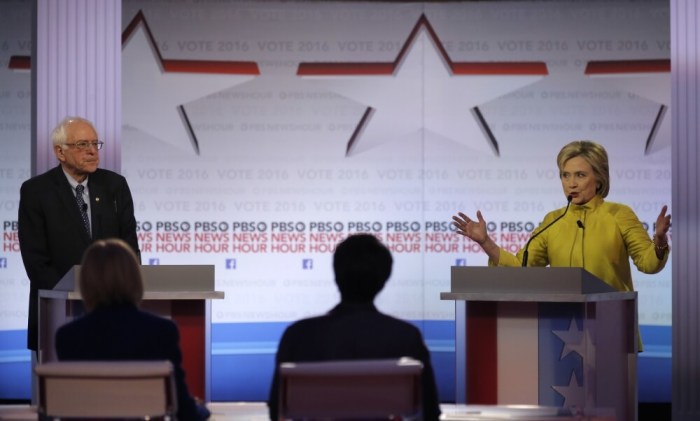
521, 195, 573, 267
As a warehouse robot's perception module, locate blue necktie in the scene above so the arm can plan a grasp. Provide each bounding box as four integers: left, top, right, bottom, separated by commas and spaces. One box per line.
75, 184, 91, 236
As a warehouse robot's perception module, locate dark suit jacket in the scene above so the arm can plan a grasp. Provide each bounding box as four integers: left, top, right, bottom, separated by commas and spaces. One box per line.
267, 302, 441, 421
55, 304, 208, 421
18, 165, 139, 350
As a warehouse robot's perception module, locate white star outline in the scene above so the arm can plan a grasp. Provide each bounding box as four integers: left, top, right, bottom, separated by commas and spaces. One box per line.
122, 11, 259, 155
297, 15, 548, 157
585, 60, 670, 155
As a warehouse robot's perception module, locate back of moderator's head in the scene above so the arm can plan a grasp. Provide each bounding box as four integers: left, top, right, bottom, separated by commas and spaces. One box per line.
79, 238, 143, 312
333, 234, 393, 302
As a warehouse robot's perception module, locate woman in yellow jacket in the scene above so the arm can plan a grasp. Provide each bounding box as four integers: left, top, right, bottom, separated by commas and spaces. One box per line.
452, 140, 671, 296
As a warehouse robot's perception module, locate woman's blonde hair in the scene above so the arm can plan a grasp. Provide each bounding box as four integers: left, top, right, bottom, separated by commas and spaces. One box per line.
557, 140, 610, 198
79, 239, 143, 311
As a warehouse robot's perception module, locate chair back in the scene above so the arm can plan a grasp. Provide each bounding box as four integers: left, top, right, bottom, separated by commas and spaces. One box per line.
279, 357, 423, 420
35, 360, 177, 420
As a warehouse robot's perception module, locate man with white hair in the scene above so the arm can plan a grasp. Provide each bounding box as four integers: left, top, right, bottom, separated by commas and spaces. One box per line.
18, 115, 140, 353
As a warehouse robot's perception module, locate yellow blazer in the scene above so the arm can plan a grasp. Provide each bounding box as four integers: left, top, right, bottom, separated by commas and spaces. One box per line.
492, 195, 668, 292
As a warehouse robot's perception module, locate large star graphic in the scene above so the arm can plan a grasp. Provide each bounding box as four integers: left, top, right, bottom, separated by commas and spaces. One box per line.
122, 11, 259, 155
585, 59, 670, 155
8, 12, 261, 156
297, 15, 548, 157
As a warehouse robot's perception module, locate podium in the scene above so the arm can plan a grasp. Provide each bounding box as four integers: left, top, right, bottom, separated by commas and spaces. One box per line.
441, 267, 637, 421
38, 265, 224, 400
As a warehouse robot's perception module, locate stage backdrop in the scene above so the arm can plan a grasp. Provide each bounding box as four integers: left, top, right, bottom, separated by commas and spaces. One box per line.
0, 0, 671, 404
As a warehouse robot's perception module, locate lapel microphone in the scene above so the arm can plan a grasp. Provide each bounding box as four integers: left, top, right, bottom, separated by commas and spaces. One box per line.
522, 195, 573, 267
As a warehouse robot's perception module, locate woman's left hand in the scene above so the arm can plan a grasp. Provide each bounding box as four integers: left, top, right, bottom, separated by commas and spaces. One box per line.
655, 205, 671, 238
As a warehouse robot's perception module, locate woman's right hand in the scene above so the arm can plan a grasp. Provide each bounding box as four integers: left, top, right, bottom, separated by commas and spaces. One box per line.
452, 211, 489, 245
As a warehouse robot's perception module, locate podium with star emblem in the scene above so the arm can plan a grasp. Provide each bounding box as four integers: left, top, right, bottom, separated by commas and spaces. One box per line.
441, 266, 637, 421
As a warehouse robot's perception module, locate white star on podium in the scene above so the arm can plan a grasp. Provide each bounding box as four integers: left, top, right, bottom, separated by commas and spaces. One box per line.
552, 317, 596, 366
552, 318, 583, 360
552, 371, 585, 409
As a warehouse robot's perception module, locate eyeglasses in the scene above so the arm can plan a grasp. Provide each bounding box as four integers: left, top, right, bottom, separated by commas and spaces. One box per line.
63, 140, 104, 150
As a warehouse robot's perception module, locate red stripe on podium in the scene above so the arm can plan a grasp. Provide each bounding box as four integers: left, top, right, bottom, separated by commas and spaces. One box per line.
466, 302, 498, 404
171, 300, 206, 400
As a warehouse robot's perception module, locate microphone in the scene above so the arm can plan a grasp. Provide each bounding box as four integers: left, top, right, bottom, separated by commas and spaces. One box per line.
522, 195, 572, 267
577, 220, 584, 229
82, 204, 88, 212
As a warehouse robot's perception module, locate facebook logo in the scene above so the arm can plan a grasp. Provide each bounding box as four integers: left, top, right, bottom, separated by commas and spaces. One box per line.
226, 258, 237, 270
302, 259, 313, 270
455, 258, 467, 266
148, 258, 160, 265
0, 257, 6, 268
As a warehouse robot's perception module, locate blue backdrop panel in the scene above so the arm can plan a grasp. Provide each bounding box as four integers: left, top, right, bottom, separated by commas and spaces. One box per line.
210, 320, 456, 402
0, 330, 31, 400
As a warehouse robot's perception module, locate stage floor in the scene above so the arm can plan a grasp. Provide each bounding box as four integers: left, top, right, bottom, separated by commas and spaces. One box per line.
0, 403, 269, 420
0, 402, 618, 421
2, 402, 266, 420
2, 402, 273, 421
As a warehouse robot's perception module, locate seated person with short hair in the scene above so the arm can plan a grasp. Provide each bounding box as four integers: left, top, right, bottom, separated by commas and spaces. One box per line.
55, 238, 210, 420
268, 233, 441, 421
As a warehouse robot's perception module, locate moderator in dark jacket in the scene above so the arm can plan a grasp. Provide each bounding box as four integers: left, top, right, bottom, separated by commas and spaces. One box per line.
55, 304, 207, 421
267, 302, 441, 421
18, 165, 139, 350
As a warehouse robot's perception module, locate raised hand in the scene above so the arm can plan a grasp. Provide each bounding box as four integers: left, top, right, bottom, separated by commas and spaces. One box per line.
452, 211, 489, 245
655, 205, 671, 238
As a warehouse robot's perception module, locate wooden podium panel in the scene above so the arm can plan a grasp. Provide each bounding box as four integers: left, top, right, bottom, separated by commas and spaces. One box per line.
38, 265, 223, 401
441, 267, 637, 421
